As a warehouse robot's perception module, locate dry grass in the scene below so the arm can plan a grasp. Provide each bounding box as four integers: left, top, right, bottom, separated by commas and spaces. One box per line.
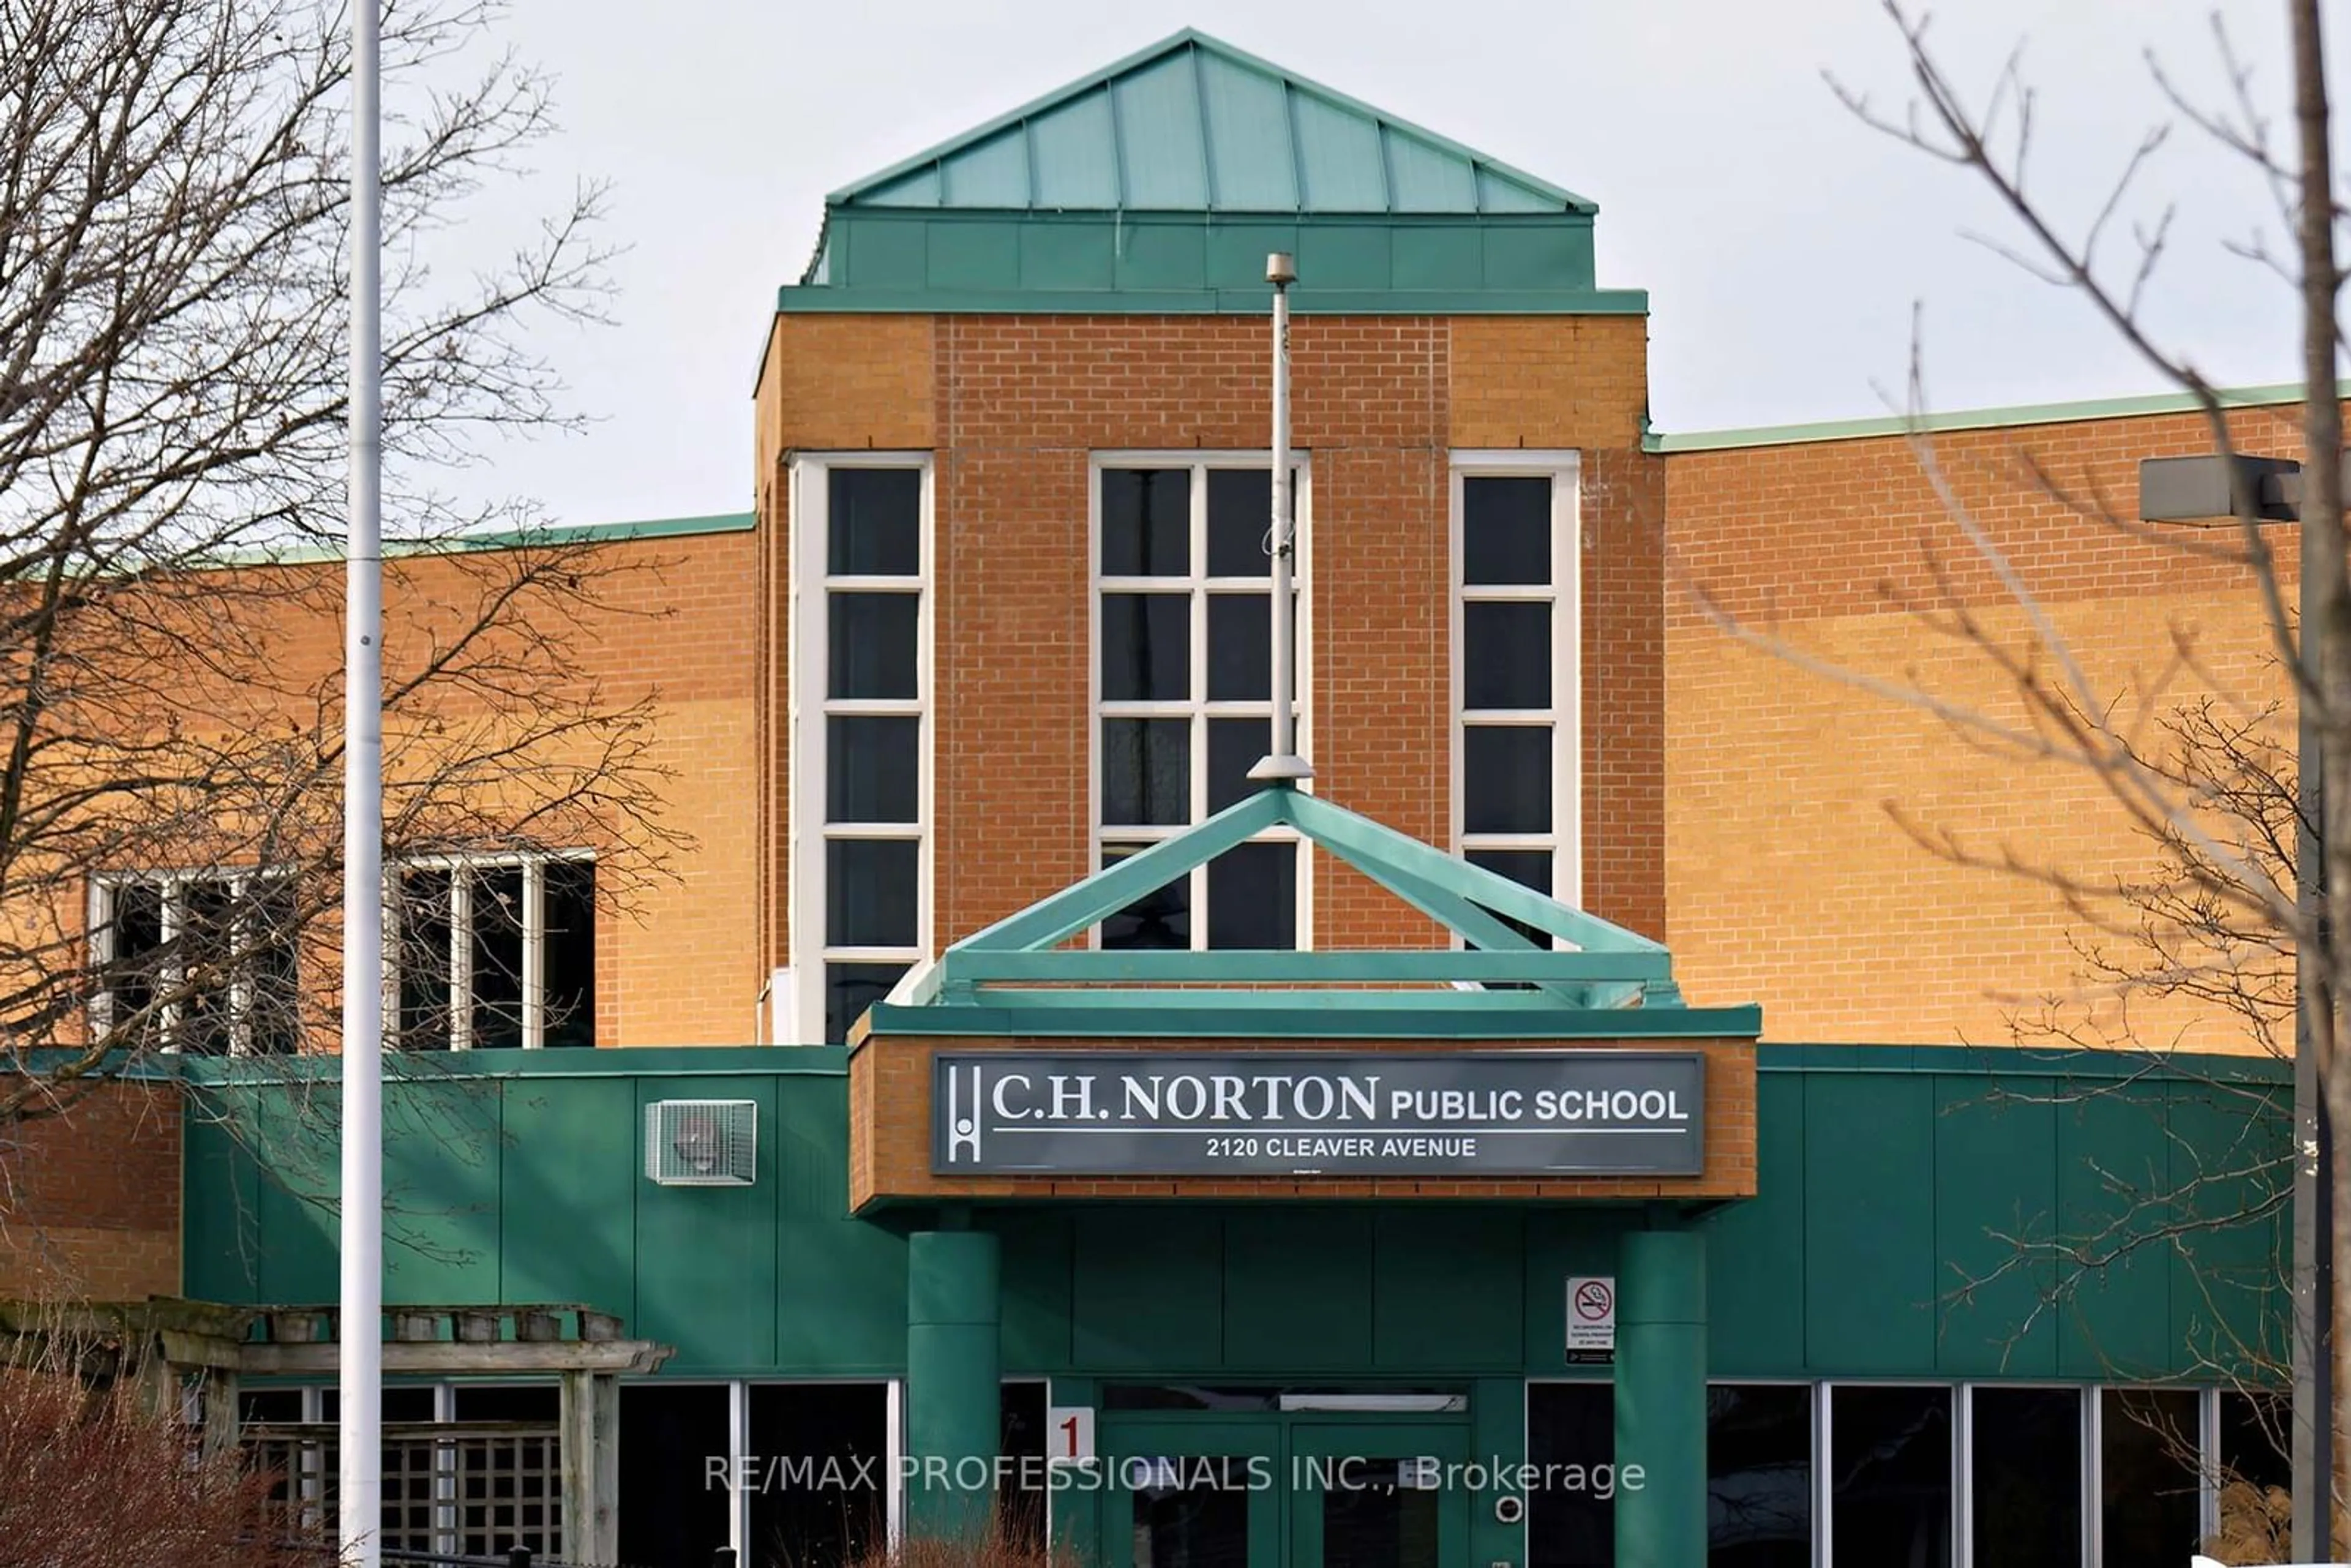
846, 1528, 1082, 1568
0, 1365, 329, 1568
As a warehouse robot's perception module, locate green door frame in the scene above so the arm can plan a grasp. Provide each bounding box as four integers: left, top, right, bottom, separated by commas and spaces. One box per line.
1094, 1405, 1473, 1568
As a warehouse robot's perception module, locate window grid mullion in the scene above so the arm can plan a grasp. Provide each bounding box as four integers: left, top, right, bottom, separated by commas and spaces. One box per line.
159, 879, 184, 1050
449, 871, 471, 1051
522, 860, 545, 1049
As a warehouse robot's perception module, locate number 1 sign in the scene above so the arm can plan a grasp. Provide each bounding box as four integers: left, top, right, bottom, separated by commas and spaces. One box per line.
1047, 1405, 1095, 1464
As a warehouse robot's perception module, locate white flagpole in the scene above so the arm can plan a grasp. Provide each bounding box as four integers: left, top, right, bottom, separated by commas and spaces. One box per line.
1251, 252, 1312, 786
339, 0, 384, 1563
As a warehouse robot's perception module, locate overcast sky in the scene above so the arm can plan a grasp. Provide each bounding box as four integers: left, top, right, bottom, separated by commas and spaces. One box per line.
421, 1, 2339, 527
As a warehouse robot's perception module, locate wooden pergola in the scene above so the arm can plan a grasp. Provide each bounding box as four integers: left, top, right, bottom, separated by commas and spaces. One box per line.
0, 1297, 672, 1563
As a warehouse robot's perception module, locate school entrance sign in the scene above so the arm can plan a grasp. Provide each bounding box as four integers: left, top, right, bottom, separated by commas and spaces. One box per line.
932, 1051, 1704, 1177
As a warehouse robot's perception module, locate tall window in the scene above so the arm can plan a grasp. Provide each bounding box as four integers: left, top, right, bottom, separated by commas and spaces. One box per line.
790, 460, 930, 1043
391, 853, 594, 1050
1452, 454, 1579, 924
91, 869, 298, 1054
1092, 457, 1308, 951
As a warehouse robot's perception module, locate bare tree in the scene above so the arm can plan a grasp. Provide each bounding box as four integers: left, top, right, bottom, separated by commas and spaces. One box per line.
1678, 0, 2349, 1549
0, 0, 684, 1147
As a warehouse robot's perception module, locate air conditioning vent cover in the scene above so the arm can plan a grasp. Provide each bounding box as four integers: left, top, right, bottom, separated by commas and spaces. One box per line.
645, 1100, 757, 1186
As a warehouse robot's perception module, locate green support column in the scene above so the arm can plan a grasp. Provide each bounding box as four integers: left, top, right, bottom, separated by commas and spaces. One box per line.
907, 1229, 1001, 1542
1614, 1226, 1707, 1568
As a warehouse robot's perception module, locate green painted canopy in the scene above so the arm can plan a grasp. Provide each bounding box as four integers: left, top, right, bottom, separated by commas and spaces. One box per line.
864, 787, 1761, 1040
830, 28, 1591, 217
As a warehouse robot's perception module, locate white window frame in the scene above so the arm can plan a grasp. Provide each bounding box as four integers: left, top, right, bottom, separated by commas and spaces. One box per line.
786, 454, 935, 1045
1449, 451, 1583, 919
385, 849, 596, 1050
1087, 451, 1315, 951
88, 866, 295, 1056
1956, 1381, 2093, 1568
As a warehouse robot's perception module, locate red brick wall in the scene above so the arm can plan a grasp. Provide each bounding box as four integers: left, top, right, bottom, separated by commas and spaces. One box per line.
0, 1082, 181, 1300
753, 310, 1662, 964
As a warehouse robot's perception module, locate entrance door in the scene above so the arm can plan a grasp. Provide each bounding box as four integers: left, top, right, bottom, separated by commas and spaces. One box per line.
1098, 1417, 1282, 1568
1287, 1420, 1471, 1568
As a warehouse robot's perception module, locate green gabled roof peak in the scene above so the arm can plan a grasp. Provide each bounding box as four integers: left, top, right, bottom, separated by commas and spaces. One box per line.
827, 28, 1594, 219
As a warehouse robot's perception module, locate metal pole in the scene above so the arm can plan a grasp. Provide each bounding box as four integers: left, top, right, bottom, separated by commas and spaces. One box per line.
339, 1, 385, 1564
2293, 460, 2335, 1563
1250, 252, 1311, 786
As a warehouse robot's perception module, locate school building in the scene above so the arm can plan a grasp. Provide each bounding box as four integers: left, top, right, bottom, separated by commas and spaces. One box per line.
0, 27, 2312, 1568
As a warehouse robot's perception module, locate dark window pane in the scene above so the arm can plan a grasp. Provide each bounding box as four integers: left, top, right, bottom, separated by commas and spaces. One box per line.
1708, 1384, 1810, 1567
1001, 1383, 1048, 1556
825, 961, 908, 1045
396, 868, 452, 1051
179, 880, 234, 1056
1131, 1458, 1251, 1568
2219, 1390, 2290, 1555
542, 859, 596, 1049
1464, 601, 1552, 709
1207, 468, 1273, 576
620, 1383, 732, 1568
469, 866, 526, 1051
2101, 1389, 2201, 1568
828, 467, 920, 576
1829, 1386, 1950, 1568
1100, 846, 1189, 951
1971, 1387, 2079, 1568
246, 879, 300, 1056
1102, 718, 1189, 826
827, 716, 920, 823
1464, 726, 1553, 833
452, 1384, 559, 1421
105, 879, 165, 1036
749, 1382, 889, 1568
1101, 468, 1190, 576
1467, 849, 1553, 951
1207, 592, 1271, 702
1207, 841, 1295, 950
1528, 1381, 1612, 1568
1208, 718, 1269, 814
828, 592, 918, 699
1101, 593, 1190, 703
239, 1389, 302, 1423
1463, 475, 1552, 585
827, 839, 919, 948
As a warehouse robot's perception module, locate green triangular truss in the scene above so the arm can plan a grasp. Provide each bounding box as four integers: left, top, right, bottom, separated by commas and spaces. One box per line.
868, 789, 1749, 1040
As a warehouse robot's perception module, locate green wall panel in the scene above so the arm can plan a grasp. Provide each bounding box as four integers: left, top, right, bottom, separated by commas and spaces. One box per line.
996, 1212, 1074, 1373
243, 1089, 340, 1304
1523, 1207, 1630, 1375
772, 1078, 906, 1372
1222, 1209, 1372, 1370
1072, 1209, 1221, 1370
1294, 225, 1391, 291
2165, 1081, 2290, 1383
1204, 222, 1300, 290
498, 1078, 636, 1319
1112, 224, 1207, 291
841, 217, 926, 290
1804, 1073, 1937, 1374
1933, 1076, 2058, 1377
1482, 222, 1595, 291
381, 1080, 503, 1306
1705, 1072, 1806, 1375
1390, 227, 1483, 290
927, 220, 1019, 291
632, 1075, 778, 1372
1018, 225, 1113, 291
1372, 1209, 1523, 1370
2057, 1085, 2176, 1380
181, 1108, 261, 1301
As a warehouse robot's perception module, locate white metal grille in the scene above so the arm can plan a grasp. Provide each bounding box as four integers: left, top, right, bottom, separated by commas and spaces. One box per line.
645, 1099, 758, 1185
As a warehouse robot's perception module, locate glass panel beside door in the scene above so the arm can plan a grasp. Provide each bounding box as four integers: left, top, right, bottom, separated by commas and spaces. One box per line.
1098, 1419, 1280, 1568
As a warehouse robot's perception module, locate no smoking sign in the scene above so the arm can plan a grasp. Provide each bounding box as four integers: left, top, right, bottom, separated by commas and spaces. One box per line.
1565, 1275, 1615, 1362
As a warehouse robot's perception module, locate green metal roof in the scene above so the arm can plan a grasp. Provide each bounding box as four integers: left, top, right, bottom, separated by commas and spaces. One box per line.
863, 786, 1760, 1040
831, 29, 1591, 218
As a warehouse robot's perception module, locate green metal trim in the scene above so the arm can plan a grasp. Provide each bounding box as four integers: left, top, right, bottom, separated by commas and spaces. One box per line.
1647, 380, 2341, 454
943, 950, 1671, 985
823, 28, 1593, 216
168, 1043, 847, 1084
1755, 1040, 2290, 1084
863, 1001, 1764, 1038
183, 511, 757, 572
775, 285, 1648, 316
